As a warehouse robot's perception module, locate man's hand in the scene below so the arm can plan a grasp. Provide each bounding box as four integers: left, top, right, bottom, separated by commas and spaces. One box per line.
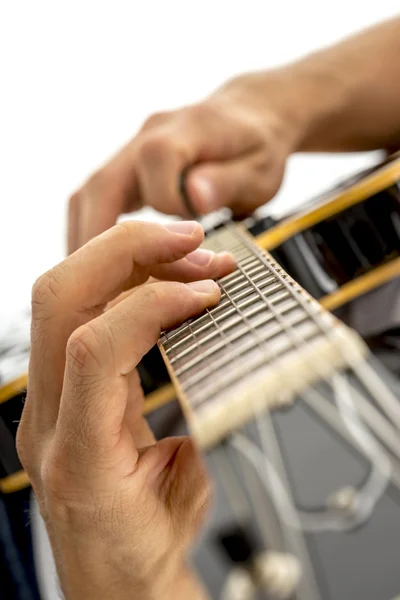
68, 76, 299, 253
68, 18, 400, 255
17, 220, 235, 600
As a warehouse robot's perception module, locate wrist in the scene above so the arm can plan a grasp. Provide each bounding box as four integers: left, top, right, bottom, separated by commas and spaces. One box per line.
47, 525, 207, 600
283, 53, 350, 151
215, 56, 349, 154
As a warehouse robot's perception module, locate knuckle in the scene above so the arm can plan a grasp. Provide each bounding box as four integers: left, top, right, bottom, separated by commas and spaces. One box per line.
86, 169, 106, 196
140, 284, 163, 309
141, 111, 170, 131
138, 132, 172, 165
185, 102, 219, 125
68, 190, 81, 211
16, 418, 31, 470
113, 220, 136, 240
31, 269, 63, 315
66, 324, 103, 376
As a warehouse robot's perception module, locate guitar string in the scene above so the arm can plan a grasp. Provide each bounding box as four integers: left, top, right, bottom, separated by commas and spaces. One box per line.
232, 223, 400, 434
218, 253, 385, 596
198, 227, 321, 599
202, 219, 400, 592
237, 375, 392, 534
219, 224, 400, 451
220, 228, 393, 514
166, 220, 400, 488
220, 227, 400, 518
231, 430, 321, 600
162, 221, 399, 596
201, 280, 282, 552
227, 224, 400, 497
165, 224, 390, 528
179, 230, 301, 558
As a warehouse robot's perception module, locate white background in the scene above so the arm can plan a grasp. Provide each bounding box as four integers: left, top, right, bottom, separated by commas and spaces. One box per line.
1, 1, 399, 317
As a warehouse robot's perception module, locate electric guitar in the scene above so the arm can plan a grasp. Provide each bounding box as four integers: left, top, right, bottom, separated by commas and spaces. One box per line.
1, 152, 400, 547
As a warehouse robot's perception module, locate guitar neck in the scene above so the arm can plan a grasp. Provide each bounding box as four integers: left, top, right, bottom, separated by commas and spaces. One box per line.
159, 223, 367, 449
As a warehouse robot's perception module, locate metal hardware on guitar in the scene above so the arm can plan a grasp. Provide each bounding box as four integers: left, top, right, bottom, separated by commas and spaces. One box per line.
1, 153, 400, 599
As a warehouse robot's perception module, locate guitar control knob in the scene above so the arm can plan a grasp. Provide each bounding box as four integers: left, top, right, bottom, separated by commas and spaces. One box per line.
254, 551, 302, 599
328, 486, 358, 516
221, 568, 255, 600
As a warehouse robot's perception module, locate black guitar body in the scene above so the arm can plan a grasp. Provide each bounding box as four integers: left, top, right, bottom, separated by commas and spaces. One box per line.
191, 355, 400, 600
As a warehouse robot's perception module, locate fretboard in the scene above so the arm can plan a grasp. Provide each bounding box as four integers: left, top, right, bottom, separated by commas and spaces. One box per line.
159, 223, 366, 448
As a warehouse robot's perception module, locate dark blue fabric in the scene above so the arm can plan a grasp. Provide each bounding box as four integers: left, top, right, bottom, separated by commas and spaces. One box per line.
0, 491, 40, 600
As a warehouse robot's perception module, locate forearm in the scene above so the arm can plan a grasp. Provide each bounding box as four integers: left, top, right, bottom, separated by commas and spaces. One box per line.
293, 17, 400, 152
47, 524, 209, 600
220, 17, 400, 154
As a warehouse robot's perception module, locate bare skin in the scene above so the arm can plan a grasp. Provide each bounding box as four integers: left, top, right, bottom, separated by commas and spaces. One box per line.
17, 221, 235, 600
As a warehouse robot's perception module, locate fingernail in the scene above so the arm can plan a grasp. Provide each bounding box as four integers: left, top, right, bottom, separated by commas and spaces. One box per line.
218, 251, 236, 262
192, 175, 217, 214
185, 249, 215, 266
164, 220, 199, 235
186, 280, 219, 294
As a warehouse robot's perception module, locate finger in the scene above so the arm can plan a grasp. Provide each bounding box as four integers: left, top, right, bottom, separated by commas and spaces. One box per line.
67, 192, 81, 255
67, 110, 174, 251
58, 279, 220, 466
69, 142, 143, 253
185, 150, 286, 215
151, 249, 236, 282
124, 369, 156, 448
28, 221, 204, 430
138, 111, 173, 133
103, 249, 235, 312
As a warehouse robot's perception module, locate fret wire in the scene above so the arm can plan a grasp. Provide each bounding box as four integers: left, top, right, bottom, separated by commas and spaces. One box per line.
219, 271, 275, 300
163, 236, 266, 348
171, 302, 306, 368
225, 225, 353, 383
184, 321, 319, 404
230, 231, 327, 371
233, 229, 367, 391
230, 225, 354, 383
164, 288, 291, 355
216, 280, 283, 314
164, 310, 203, 374
184, 227, 241, 396
163, 262, 262, 346
170, 298, 300, 365
164, 224, 308, 360
221, 254, 257, 273
214, 225, 374, 595
165, 272, 277, 349
176, 225, 326, 399
164, 223, 338, 410
176, 306, 309, 381
166, 294, 297, 357
233, 226, 331, 335
177, 248, 312, 384
220, 265, 270, 293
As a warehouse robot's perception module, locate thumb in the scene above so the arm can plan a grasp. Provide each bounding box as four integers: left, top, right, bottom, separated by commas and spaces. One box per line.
186, 153, 285, 216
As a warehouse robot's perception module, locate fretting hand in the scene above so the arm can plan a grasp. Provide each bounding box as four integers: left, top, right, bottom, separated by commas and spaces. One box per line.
17, 220, 235, 600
